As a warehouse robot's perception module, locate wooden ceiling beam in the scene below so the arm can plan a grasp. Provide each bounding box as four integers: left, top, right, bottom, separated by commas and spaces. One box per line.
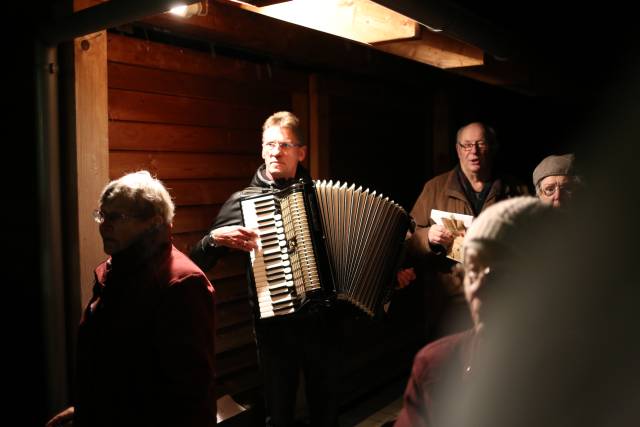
243, 0, 419, 44
141, 0, 437, 81
373, 27, 483, 69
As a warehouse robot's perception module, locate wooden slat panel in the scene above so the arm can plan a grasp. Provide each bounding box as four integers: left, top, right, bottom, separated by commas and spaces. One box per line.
109, 151, 261, 180
108, 33, 308, 92
208, 252, 247, 280
109, 89, 273, 128
215, 275, 250, 304
172, 232, 247, 277
317, 73, 424, 105
217, 299, 253, 330
216, 322, 255, 354
109, 121, 261, 154
173, 205, 221, 234
216, 367, 262, 398
108, 61, 291, 107
165, 178, 248, 206
216, 345, 259, 380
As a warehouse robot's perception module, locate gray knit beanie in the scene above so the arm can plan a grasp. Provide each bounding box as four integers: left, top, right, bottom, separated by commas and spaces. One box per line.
532, 153, 576, 187
463, 197, 551, 260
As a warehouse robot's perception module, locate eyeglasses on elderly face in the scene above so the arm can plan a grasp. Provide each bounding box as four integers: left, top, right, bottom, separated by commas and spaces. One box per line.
539, 183, 574, 197
458, 141, 489, 152
262, 141, 302, 151
92, 209, 142, 224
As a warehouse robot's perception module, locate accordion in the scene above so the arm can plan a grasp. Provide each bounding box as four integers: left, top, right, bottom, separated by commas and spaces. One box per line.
240, 180, 410, 319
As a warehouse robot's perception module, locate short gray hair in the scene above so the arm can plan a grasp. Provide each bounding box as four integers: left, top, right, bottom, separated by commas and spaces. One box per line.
262, 111, 305, 146
99, 170, 175, 225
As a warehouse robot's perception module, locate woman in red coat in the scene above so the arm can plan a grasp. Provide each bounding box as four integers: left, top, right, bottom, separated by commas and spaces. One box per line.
47, 171, 216, 427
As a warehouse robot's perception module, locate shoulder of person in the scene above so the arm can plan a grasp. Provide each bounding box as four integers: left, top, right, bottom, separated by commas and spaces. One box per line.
421, 169, 455, 193
165, 246, 211, 285
415, 330, 471, 369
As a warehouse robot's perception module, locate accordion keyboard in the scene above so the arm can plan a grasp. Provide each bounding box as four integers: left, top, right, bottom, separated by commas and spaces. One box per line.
241, 194, 296, 318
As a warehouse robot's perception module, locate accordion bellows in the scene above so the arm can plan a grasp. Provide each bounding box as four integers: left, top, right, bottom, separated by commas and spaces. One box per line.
241, 180, 410, 319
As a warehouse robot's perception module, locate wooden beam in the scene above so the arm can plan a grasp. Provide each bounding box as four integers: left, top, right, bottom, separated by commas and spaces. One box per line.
73, 30, 110, 307
141, 0, 436, 80
247, 0, 419, 44
373, 27, 484, 69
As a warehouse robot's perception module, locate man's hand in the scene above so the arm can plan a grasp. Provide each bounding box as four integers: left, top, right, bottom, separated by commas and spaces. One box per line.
211, 226, 259, 252
396, 267, 416, 289
427, 224, 454, 249
45, 406, 74, 427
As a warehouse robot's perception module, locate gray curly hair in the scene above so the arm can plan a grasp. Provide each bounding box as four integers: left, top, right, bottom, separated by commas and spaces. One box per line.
99, 170, 175, 225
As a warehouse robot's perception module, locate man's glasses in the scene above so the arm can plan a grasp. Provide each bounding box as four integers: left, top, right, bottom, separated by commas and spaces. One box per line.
458, 141, 488, 152
93, 209, 139, 224
540, 183, 573, 197
262, 141, 301, 151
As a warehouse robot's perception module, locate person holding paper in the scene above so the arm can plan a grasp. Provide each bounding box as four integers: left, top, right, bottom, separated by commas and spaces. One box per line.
403, 122, 528, 341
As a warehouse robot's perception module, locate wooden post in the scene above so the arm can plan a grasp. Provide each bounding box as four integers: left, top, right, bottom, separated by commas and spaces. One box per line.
70, 29, 109, 308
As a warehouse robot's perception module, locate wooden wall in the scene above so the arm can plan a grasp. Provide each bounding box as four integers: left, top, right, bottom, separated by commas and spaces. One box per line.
107, 32, 309, 398
104, 25, 550, 416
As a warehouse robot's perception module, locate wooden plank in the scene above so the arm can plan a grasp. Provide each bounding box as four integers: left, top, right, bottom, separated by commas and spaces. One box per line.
73, 31, 109, 308
108, 61, 291, 107
217, 299, 253, 330
141, 1, 433, 81
316, 71, 427, 102
373, 29, 484, 69
216, 345, 259, 379
216, 322, 255, 354
164, 178, 248, 206
208, 252, 247, 280
108, 88, 273, 129
107, 32, 308, 92
109, 121, 261, 154
172, 231, 205, 255
216, 367, 262, 398
173, 205, 221, 234
254, 0, 419, 44
214, 275, 250, 305
109, 151, 261, 180
172, 232, 248, 277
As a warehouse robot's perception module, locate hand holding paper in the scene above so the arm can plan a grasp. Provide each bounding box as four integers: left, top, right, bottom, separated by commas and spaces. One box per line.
430, 209, 474, 262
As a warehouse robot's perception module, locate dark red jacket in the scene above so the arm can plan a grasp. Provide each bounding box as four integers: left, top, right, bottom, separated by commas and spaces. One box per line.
74, 228, 216, 427
395, 330, 475, 427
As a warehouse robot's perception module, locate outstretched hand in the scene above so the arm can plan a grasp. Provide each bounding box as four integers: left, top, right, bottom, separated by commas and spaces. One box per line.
211, 225, 259, 252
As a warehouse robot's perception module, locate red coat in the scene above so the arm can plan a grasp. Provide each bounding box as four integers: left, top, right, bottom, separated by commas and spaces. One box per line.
74, 229, 216, 427
395, 330, 475, 427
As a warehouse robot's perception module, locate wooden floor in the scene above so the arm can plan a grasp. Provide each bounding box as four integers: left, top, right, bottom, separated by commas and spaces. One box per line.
217, 374, 406, 426
338, 376, 406, 427
350, 396, 403, 427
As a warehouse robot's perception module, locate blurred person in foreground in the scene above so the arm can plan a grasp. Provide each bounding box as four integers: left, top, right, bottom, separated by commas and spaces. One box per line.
46, 171, 216, 427
394, 197, 554, 427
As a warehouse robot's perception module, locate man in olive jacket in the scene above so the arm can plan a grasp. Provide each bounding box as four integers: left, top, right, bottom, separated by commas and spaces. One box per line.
402, 122, 528, 342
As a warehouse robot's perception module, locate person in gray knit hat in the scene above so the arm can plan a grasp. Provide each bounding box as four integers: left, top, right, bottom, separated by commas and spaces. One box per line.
394, 197, 553, 427
532, 153, 580, 209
